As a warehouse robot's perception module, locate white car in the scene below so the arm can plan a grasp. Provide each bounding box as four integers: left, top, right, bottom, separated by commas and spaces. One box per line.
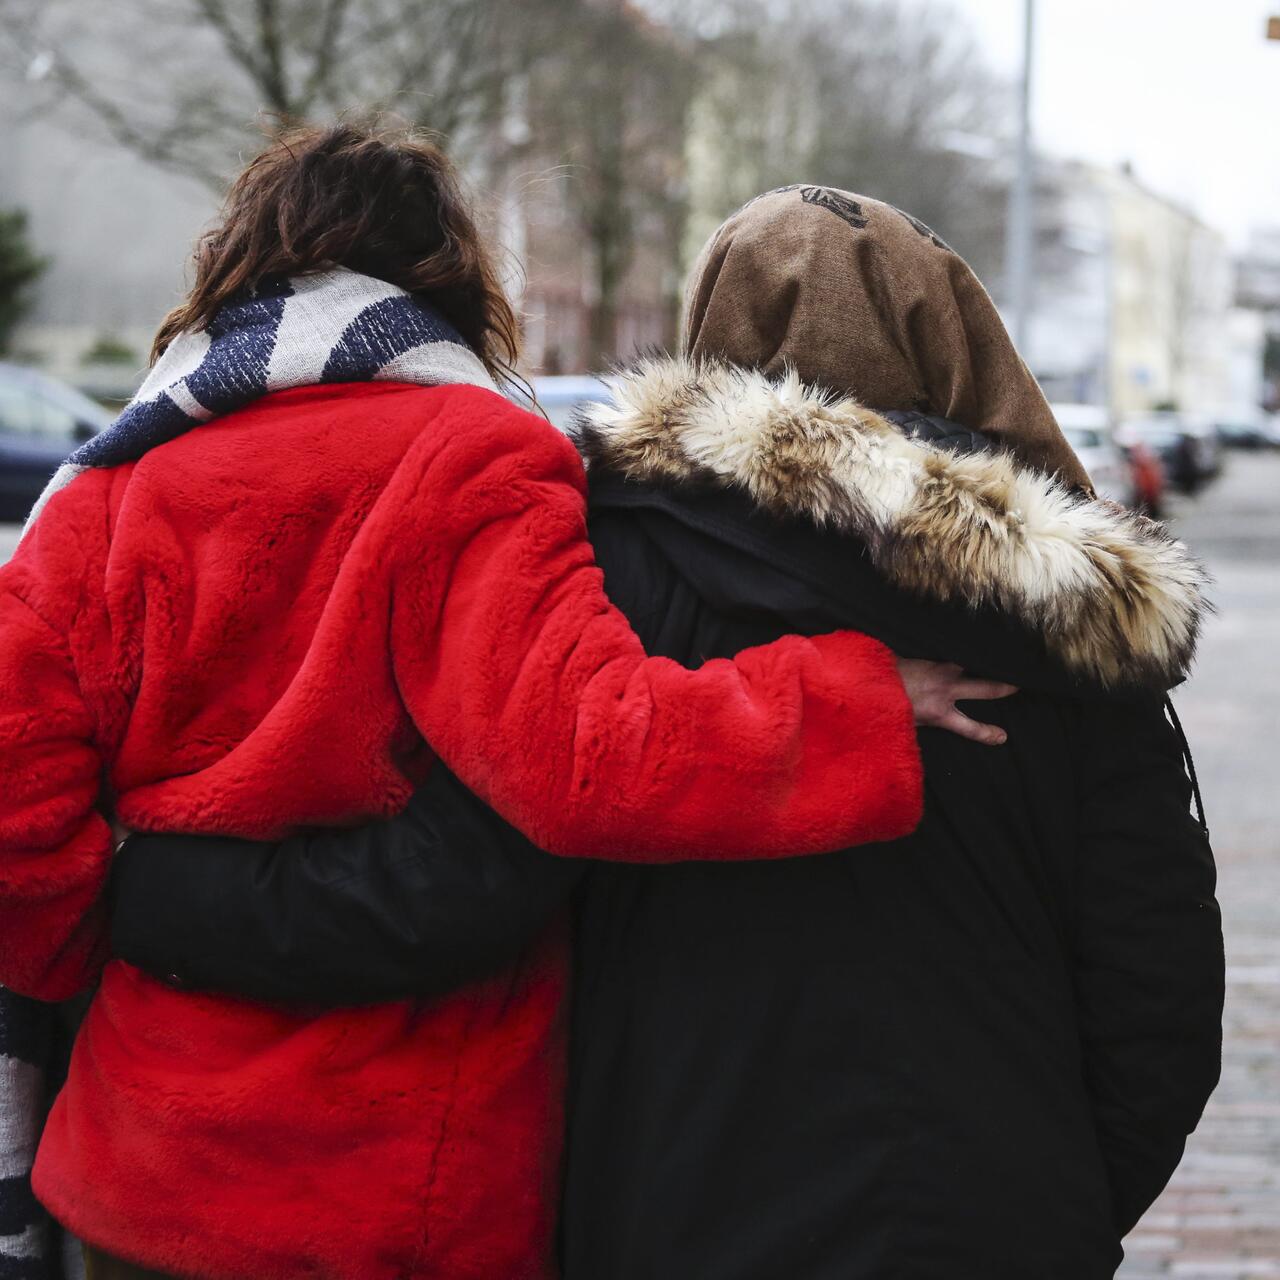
1050, 403, 1131, 504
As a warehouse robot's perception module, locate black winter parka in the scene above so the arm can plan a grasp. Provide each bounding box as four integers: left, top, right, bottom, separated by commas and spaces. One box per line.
113, 361, 1223, 1280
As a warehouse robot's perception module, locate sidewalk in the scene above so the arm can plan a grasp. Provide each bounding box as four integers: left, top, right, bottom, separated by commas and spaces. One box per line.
1120, 455, 1280, 1278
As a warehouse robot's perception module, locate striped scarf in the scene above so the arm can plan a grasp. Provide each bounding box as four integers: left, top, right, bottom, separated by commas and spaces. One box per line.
2, 267, 497, 1277
0, 991, 81, 1280
25, 265, 496, 534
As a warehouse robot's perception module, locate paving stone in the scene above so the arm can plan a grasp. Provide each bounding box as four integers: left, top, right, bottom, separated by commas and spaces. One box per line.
1120, 456, 1280, 1276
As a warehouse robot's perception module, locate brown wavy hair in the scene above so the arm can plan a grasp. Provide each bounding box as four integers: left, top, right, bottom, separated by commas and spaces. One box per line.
152, 123, 520, 383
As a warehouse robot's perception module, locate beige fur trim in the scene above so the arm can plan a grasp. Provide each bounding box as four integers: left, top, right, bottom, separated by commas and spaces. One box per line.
577, 357, 1210, 690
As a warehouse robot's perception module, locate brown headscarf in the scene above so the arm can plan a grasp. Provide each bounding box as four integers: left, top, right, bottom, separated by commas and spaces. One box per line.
682, 186, 1090, 488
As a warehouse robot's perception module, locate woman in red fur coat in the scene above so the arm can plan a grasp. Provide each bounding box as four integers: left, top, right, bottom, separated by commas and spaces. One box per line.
0, 127, 1012, 1279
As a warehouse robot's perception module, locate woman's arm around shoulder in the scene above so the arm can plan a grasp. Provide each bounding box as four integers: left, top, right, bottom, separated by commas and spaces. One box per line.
385, 387, 923, 862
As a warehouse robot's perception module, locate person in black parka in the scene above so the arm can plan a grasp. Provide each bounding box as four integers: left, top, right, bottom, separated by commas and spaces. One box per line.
110, 189, 1223, 1280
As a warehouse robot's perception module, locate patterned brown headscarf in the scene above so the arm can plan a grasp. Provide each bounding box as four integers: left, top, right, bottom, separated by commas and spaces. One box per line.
682, 186, 1089, 488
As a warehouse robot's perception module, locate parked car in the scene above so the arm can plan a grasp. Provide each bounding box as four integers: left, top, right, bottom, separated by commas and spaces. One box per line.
1051, 403, 1133, 506
1211, 405, 1276, 450
0, 363, 112, 522
1116, 411, 1220, 495
1188, 414, 1224, 481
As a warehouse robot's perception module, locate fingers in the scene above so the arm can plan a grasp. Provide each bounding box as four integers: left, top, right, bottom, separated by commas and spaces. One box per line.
936, 707, 1008, 747
950, 679, 1018, 703
897, 657, 1018, 745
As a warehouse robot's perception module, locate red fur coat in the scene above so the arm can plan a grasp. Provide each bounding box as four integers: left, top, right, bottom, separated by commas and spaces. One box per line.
0, 381, 920, 1278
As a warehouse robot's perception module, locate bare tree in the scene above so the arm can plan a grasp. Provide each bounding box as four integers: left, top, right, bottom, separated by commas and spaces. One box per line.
0, 208, 47, 353
0, 0, 1024, 372
0, 0, 575, 188
671, 0, 1015, 286
530, 4, 695, 367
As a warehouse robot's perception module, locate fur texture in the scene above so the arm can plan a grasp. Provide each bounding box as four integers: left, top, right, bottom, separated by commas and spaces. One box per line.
577, 357, 1211, 690
0, 380, 920, 1279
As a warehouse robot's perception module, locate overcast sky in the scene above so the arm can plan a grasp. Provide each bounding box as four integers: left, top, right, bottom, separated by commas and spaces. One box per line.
951, 0, 1280, 246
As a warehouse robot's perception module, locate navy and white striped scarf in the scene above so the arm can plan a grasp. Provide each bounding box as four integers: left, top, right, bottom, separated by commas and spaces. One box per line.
1, 267, 497, 1277
25, 265, 497, 534
0, 991, 81, 1280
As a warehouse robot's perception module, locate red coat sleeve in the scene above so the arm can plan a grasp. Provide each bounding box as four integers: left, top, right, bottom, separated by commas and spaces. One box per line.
0, 585, 111, 999
388, 387, 922, 861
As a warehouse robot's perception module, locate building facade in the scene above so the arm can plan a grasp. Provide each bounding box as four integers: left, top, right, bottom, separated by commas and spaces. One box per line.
1022, 159, 1248, 418
1233, 227, 1280, 410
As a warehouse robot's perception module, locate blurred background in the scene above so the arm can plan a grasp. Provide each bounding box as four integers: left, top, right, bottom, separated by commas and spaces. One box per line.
0, 2, 1277, 1275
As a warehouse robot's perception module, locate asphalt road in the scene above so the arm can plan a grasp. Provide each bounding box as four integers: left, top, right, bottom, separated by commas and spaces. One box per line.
1, 453, 1278, 1275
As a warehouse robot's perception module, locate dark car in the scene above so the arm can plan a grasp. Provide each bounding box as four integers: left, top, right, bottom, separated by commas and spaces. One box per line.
1212, 406, 1276, 451
0, 363, 112, 522
1117, 411, 1220, 496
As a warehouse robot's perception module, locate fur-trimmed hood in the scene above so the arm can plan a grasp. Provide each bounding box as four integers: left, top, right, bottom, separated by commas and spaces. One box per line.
576, 357, 1211, 691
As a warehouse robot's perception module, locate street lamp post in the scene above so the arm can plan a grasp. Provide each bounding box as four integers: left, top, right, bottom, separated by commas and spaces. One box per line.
1005, 0, 1036, 353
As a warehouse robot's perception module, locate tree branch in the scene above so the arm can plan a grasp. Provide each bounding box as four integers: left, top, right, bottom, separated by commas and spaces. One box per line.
297, 0, 357, 114
252, 0, 291, 114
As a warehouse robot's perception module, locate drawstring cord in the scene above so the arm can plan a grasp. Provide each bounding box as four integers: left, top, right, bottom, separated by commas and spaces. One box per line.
1164, 696, 1209, 839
